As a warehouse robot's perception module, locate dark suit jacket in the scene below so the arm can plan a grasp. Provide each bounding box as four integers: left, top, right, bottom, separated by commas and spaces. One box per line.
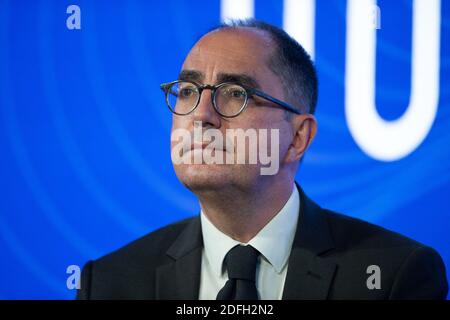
76, 186, 448, 300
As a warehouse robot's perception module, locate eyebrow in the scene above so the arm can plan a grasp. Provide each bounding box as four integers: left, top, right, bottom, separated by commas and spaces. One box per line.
178, 69, 203, 82
178, 69, 260, 89
216, 73, 260, 89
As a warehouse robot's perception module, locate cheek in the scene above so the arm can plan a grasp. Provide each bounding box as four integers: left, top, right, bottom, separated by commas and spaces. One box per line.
236, 109, 287, 133
230, 113, 292, 159
171, 116, 186, 130
170, 117, 191, 151
171, 116, 195, 141
263, 119, 293, 158
278, 127, 293, 156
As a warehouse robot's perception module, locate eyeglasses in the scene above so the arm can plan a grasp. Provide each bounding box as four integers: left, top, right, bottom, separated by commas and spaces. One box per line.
160, 80, 302, 118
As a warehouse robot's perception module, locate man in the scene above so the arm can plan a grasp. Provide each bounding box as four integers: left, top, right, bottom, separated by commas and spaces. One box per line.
77, 20, 448, 300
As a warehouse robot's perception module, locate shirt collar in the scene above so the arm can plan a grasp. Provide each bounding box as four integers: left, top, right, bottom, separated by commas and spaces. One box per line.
200, 184, 300, 276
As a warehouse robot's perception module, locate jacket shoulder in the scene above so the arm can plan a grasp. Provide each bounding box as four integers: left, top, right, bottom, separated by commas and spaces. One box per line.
76, 216, 198, 299
323, 209, 423, 250
321, 209, 448, 299
95, 215, 198, 267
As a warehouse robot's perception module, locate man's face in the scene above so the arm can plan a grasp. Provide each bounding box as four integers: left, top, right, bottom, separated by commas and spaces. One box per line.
170, 28, 294, 193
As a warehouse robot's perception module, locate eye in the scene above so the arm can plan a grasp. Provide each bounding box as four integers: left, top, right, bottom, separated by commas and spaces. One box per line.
231, 89, 245, 98
177, 85, 197, 99
222, 86, 246, 100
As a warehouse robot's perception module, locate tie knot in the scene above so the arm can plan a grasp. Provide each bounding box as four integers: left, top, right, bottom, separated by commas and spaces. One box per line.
224, 245, 259, 282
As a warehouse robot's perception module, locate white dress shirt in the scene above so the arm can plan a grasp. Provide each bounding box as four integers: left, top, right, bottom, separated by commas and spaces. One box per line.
198, 185, 300, 300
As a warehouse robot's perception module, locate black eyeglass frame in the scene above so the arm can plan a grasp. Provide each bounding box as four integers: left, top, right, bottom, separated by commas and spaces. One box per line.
160, 80, 302, 118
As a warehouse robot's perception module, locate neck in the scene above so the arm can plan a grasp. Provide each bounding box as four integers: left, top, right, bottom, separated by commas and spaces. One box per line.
197, 178, 294, 243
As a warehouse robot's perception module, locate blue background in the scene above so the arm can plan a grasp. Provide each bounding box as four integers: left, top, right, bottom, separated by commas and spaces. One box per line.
0, 0, 449, 299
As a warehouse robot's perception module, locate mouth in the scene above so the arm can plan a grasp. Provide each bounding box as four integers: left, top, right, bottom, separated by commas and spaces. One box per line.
190, 142, 228, 152
178, 143, 229, 161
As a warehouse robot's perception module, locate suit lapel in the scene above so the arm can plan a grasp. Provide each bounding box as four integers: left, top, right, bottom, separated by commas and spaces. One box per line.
282, 184, 337, 299
282, 248, 337, 299
155, 217, 203, 299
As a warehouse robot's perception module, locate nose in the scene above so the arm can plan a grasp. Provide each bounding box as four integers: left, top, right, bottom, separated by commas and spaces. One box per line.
192, 88, 221, 129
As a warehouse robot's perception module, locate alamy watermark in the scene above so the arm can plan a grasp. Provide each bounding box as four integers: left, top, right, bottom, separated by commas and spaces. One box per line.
66, 5, 81, 30
66, 264, 81, 290
171, 121, 280, 175
366, 264, 381, 290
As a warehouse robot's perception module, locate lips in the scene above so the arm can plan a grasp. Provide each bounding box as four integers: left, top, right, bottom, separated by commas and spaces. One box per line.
190, 142, 227, 152
191, 142, 210, 150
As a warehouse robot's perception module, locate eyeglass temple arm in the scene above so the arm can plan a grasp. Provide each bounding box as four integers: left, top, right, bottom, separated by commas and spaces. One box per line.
160, 82, 172, 91
251, 88, 303, 115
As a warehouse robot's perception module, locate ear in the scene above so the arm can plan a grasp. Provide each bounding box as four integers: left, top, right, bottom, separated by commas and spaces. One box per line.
284, 114, 317, 163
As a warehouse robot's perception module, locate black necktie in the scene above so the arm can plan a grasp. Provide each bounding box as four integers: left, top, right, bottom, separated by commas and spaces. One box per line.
216, 245, 259, 300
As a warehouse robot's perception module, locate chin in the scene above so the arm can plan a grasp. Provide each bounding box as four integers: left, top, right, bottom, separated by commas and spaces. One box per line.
173, 163, 262, 193
174, 164, 232, 192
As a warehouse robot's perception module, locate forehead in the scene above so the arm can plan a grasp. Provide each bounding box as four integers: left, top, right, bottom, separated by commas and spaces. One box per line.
181, 28, 275, 81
